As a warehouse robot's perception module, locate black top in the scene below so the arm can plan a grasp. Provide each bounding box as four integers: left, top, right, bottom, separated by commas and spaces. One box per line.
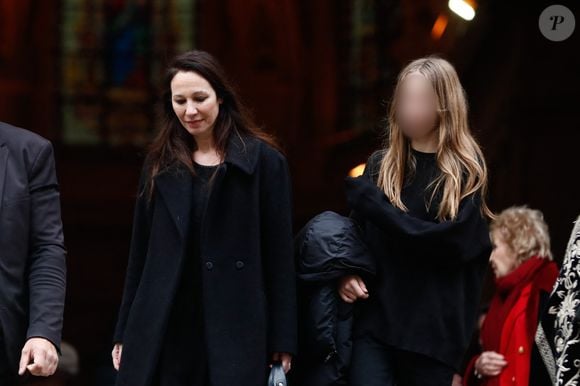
344, 149, 491, 370
400, 149, 440, 221
191, 163, 218, 248
156, 162, 218, 386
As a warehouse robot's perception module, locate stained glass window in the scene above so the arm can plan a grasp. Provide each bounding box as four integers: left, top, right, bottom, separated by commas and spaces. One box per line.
60, 0, 196, 146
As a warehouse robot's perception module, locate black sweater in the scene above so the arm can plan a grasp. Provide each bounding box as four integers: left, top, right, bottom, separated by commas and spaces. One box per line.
344, 149, 491, 370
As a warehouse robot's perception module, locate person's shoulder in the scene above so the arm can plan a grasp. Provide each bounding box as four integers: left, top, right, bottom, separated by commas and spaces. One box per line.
545, 260, 560, 281
368, 149, 385, 166
253, 135, 287, 164
530, 259, 560, 291
365, 149, 386, 177
0, 121, 52, 152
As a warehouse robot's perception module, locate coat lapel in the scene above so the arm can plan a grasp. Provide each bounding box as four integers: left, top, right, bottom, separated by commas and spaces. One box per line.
224, 132, 260, 175
153, 133, 261, 240
155, 167, 193, 240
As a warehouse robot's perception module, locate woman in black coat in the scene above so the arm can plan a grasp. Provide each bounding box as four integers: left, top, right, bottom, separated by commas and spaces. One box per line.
111, 50, 297, 386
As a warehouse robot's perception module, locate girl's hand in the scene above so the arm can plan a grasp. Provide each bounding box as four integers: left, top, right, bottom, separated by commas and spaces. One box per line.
338, 275, 369, 303
475, 351, 507, 377
271, 352, 292, 373
112, 343, 123, 371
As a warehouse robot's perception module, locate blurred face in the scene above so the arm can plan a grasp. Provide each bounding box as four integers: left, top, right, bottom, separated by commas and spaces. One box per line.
396, 72, 439, 140
489, 230, 519, 278
171, 71, 221, 139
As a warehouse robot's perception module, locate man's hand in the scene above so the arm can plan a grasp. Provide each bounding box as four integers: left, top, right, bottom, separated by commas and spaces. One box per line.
18, 338, 59, 377
271, 352, 292, 374
338, 275, 369, 303
112, 343, 123, 371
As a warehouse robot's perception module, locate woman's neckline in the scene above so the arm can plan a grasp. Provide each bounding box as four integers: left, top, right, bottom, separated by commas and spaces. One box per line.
410, 147, 436, 158
194, 161, 221, 168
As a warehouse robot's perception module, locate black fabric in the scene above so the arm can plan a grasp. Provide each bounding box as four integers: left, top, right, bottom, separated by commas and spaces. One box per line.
344, 149, 491, 370
529, 290, 554, 386
349, 335, 455, 386
155, 163, 216, 386
533, 217, 580, 384
0, 330, 16, 385
293, 211, 375, 386
0, 122, 66, 373
295, 211, 376, 283
113, 134, 297, 386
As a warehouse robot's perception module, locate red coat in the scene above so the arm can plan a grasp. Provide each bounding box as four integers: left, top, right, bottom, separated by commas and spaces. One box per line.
463, 258, 558, 386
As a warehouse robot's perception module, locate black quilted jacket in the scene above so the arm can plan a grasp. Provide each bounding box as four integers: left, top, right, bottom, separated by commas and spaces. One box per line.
292, 211, 376, 386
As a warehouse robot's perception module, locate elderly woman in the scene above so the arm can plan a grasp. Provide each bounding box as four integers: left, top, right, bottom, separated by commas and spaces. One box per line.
463, 206, 558, 386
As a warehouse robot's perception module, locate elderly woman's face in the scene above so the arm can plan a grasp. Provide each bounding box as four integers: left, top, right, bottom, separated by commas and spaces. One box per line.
490, 231, 518, 278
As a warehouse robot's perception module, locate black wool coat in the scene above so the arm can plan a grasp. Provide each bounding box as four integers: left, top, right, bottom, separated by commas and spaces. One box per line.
113, 134, 297, 386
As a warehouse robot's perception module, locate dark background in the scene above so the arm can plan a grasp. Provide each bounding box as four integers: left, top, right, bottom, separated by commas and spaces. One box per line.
1, 0, 578, 384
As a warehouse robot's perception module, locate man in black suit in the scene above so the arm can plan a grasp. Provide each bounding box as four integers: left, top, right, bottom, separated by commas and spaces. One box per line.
0, 121, 66, 383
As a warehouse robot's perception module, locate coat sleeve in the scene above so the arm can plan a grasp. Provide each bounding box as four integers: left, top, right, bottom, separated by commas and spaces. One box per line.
462, 355, 482, 385
259, 148, 298, 356
344, 159, 491, 266
113, 166, 153, 344
26, 141, 67, 352
348, 150, 383, 227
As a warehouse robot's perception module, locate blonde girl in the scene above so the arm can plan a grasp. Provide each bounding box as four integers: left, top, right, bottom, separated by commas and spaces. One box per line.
342, 57, 493, 386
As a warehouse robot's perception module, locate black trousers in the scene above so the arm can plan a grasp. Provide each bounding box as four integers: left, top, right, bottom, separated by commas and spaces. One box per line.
0, 333, 16, 385
350, 335, 454, 386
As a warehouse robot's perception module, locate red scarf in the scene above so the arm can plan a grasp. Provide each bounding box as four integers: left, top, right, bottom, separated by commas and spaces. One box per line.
480, 257, 554, 352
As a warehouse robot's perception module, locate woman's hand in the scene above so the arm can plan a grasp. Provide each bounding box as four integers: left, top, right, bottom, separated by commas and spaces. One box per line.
475, 351, 507, 377
338, 275, 369, 303
271, 352, 292, 373
112, 343, 123, 371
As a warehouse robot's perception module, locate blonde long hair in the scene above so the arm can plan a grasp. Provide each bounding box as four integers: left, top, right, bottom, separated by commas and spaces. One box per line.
377, 56, 493, 221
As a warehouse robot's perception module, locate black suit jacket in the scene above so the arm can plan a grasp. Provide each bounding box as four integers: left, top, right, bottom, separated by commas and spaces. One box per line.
0, 122, 66, 372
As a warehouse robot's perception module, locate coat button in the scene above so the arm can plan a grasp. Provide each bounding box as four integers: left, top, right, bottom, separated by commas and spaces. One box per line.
518, 346, 525, 354
235, 260, 245, 269
512, 376, 516, 382
205, 261, 214, 270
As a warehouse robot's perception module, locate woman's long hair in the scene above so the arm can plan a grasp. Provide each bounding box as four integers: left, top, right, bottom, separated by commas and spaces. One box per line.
377, 56, 493, 221
145, 50, 278, 199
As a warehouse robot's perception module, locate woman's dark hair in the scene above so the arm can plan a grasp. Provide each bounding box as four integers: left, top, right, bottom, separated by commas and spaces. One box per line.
145, 50, 278, 198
